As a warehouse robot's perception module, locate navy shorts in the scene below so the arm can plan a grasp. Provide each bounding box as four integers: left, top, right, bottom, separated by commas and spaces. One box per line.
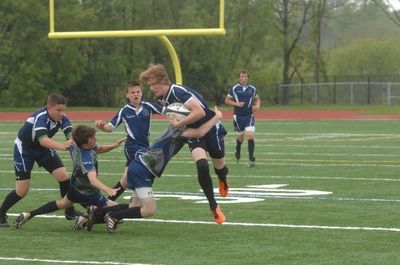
124, 142, 147, 167
187, 124, 226, 159
233, 114, 255, 133
66, 189, 108, 208
127, 160, 154, 189
13, 139, 64, 180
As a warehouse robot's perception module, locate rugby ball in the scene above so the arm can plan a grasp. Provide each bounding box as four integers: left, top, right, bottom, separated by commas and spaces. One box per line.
165, 102, 190, 121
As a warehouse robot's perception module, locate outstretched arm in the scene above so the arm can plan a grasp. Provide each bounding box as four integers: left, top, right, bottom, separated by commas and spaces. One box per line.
182, 106, 222, 139
97, 137, 127, 154
87, 171, 119, 197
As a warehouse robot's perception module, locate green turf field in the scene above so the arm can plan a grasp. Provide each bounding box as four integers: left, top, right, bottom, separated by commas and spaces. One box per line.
0, 120, 399, 265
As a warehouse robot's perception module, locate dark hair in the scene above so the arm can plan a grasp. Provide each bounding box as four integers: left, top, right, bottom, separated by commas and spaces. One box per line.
125, 80, 141, 93
238, 69, 249, 78
72, 125, 96, 147
47, 93, 67, 105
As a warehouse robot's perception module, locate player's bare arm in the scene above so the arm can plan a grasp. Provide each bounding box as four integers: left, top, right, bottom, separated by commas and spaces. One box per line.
224, 96, 245, 107
87, 171, 119, 197
39, 136, 72, 151
97, 137, 127, 154
172, 99, 205, 128
183, 106, 222, 138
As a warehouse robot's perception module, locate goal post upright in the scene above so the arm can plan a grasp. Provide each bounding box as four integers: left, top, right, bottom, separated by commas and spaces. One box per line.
48, 0, 225, 84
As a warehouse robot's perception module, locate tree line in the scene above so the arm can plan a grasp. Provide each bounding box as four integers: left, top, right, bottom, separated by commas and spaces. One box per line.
0, 0, 399, 107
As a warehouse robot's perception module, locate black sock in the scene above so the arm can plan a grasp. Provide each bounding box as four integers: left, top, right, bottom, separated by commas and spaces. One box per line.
30, 201, 59, 218
0, 190, 23, 215
108, 181, 126, 201
248, 139, 255, 161
93, 204, 129, 223
236, 139, 242, 155
110, 207, 143, 219
214, 166, 228, 183
196, 159, 217, 210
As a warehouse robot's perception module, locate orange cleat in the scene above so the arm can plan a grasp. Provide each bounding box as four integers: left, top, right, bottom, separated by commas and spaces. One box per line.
210, 205, 226, 225
218, 179, 229, 197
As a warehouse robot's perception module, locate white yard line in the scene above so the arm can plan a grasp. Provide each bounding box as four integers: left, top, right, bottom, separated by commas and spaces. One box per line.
5, 213, 400, 233
0, 257, 161, 265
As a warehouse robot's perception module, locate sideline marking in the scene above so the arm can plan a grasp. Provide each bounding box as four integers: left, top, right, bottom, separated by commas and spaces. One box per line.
6, 213, 400, 233
0, 257, 161, 265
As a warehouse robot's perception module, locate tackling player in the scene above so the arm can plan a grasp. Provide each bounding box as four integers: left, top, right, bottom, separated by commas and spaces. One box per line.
0, 94, 80, 227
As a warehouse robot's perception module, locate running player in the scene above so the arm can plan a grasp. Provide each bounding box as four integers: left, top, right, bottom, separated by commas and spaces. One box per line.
95, 81, 163, 201
0, 93, 80, 227
99, 107, 224, 233
225, 69, 260, 167
13, 125, 128, 230
139, 64, 229, 224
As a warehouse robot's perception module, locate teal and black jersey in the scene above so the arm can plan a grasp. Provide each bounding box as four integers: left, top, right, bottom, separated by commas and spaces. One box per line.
137, 125, 186, 178
68, 142, 98, 196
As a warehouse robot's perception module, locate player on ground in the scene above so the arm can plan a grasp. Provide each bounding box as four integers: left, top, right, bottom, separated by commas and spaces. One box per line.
14, 125, 128, 230
224, 69, 260, 167
95, 81, 163, 201
139, 64, 229, 224
95, 107, 224, 233
0, 93, 80, 227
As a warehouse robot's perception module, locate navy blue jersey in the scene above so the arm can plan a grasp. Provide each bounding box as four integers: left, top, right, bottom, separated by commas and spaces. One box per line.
227, 84, 259, 116
68, 142, 99, 196
164, 84, 215, 129
109, 102, 163, 149
137, 125, 186, 178
17, 107, 72, 149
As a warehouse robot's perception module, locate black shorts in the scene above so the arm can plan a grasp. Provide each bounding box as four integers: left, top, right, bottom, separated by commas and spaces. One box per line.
187, 124, 226, 159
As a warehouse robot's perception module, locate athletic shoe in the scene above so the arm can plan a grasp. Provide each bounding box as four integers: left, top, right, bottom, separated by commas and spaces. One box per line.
104, 212, 119, 234
0, 213, 10, 228
234, 151, 240, 164
248, 158, 256, 167
14, 212, 31, 228
72, 216, 88, 231
86, 205, 97, 232
65, 207, 84, 220
218, 179, 229, 198
210, 205, 225, 225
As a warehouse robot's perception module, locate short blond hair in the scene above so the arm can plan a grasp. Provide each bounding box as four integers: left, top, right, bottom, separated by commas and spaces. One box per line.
139, 64, 170, 85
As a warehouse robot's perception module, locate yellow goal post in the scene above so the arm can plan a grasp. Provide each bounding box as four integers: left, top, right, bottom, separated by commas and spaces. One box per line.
48, 0, 226, 84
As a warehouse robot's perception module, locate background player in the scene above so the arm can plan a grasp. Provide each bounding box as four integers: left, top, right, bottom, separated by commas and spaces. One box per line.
139, 64, 229, 224
0, 93, 79, 227
14, 125, 128, 229
95, 81, 163, 201
225, 69, 261, 167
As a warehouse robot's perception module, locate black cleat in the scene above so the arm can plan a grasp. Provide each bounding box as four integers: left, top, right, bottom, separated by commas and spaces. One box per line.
14, 212, 31, 229
0, 213, 10, 228
86, 205, 97, 232
65, 207, 84, 220
104, 212, 119, 234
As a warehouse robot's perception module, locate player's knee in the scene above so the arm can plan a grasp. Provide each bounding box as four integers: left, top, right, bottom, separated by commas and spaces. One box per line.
141, 204, 157, 217
15, 185, 29, 197
196, 159, 209, 178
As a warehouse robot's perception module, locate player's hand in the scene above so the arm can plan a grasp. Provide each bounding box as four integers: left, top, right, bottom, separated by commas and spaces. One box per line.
95, 120, 106, 129
63, 139, 73, 150
169, 116, 182, 128
237, 102, 245, 107
252, 105, 260, 112
214, 106, 223, 120
107, 187, 120, 197
115, 137, 127, 146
